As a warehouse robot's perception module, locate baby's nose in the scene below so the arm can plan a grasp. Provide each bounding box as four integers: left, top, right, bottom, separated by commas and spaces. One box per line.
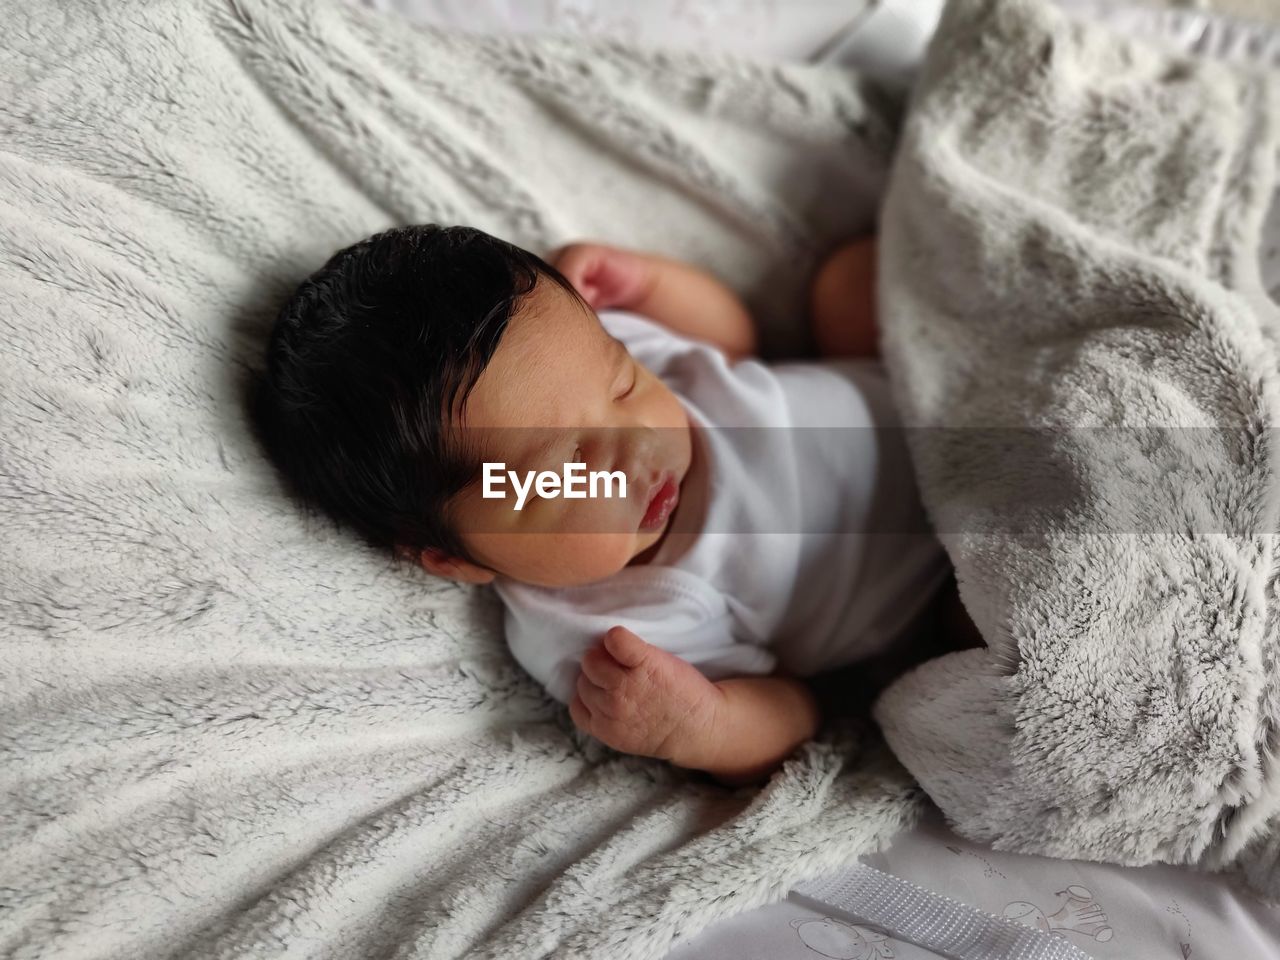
622, 428, 661, 481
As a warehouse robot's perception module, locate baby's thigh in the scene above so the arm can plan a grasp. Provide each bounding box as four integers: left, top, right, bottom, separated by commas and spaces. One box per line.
808, 236, 878, 358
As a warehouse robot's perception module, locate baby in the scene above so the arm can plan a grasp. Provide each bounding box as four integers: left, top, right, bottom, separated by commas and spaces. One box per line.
256, 225, 957, 787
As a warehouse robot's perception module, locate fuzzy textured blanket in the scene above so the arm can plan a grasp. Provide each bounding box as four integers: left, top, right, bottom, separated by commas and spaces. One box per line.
874, 0, 1280, 899
0, 1, 920, 958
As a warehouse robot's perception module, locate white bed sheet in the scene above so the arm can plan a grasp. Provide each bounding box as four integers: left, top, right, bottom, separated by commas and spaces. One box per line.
666, 807, 1280, 960
344, 0, 1280, 955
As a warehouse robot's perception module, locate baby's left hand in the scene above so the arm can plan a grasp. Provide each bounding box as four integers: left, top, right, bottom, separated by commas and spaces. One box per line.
569, 625, 723, 765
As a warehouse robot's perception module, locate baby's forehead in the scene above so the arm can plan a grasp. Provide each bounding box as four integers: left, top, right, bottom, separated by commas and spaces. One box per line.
460, 285, 614, 429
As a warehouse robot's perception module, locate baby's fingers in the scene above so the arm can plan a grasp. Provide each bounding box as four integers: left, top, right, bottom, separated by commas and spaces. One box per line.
580, 643, 627, 689
603, 625, 650, 668
576, 671, 621, 720
548, 243, 606, 305
568, 691, 592, 731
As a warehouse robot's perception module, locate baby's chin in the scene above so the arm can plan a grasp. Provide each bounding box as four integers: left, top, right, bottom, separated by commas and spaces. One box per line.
625, 520, 670, 569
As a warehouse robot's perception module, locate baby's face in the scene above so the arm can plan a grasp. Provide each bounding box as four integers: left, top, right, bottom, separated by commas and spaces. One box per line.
447, 281, 693, 587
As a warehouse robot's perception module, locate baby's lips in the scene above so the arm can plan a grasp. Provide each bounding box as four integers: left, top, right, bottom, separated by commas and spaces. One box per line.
639, 472, 679, 531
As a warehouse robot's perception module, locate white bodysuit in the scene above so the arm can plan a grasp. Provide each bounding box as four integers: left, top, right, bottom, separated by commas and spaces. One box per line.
493, 309, 950, 705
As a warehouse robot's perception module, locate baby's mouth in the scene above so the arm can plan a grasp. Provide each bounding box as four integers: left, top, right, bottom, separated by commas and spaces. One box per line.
638, 472, 679, 532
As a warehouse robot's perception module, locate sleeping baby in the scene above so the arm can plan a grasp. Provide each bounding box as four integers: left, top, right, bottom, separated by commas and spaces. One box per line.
256, 224, 958, 786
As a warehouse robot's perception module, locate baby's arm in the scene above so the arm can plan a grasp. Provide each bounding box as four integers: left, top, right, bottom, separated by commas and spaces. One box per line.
678, 674, 822, 787
569, 625, 821, 787
550, 243, 758, 361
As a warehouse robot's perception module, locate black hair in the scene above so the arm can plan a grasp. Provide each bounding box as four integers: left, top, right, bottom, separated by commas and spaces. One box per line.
250, 223, 584, 564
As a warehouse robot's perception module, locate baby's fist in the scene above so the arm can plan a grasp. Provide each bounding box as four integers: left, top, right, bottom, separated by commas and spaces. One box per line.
568, 626, 721, 765
548, 243, 652, 312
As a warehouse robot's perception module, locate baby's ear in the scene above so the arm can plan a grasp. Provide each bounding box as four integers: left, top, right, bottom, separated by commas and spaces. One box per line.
397, 545, 495, 584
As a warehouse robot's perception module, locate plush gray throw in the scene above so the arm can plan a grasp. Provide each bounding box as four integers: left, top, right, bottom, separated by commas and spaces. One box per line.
874, 0, 1280, 900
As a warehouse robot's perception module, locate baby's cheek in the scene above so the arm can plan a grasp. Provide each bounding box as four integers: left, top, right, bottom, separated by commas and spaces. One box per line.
467, 495, 640, 585
463, 530, 623, 586
554, 531, 638, 581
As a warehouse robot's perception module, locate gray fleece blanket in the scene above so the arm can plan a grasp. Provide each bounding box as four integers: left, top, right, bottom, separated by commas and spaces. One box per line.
874, 0, 1280, 899
0, 2, 919, 958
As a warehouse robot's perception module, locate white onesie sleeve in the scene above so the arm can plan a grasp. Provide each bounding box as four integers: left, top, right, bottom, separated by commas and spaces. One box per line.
494, 566, 779, 706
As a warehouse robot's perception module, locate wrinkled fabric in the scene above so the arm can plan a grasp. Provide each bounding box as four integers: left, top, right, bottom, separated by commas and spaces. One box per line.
874, 0, 1280, 900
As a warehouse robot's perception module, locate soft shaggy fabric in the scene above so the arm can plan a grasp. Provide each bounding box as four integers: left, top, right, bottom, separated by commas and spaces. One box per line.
0, 1, 928, 958
873, 0, 1280, 897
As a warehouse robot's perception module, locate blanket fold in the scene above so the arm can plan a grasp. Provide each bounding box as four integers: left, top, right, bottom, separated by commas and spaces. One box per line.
873, 0, 1280, 897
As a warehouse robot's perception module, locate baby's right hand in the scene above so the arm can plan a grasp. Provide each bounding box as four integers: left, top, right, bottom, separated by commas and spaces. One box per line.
568, 625, 723, 766
548, 243, 654, 312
